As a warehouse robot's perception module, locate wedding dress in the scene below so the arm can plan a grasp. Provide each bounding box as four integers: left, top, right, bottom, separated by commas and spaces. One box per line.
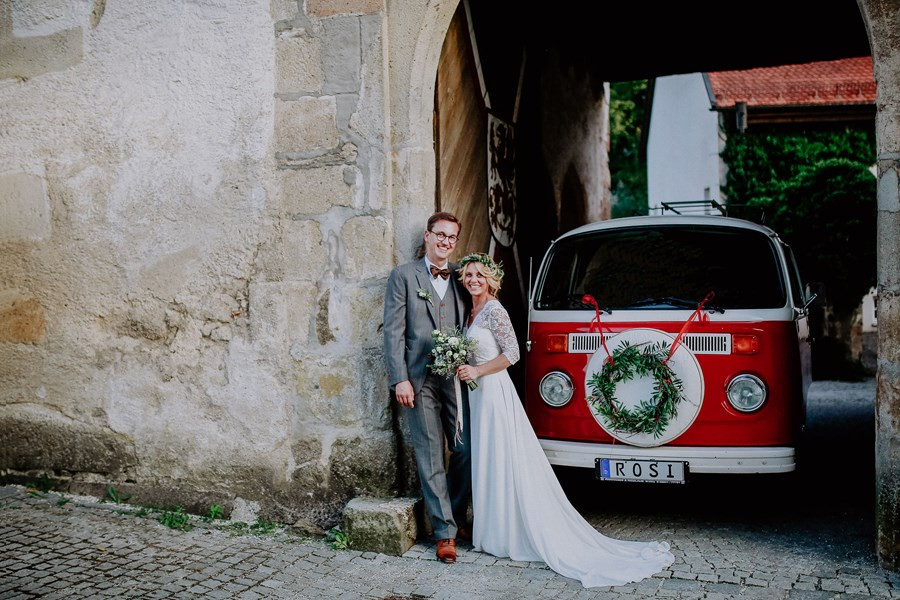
466, 300, 675, 588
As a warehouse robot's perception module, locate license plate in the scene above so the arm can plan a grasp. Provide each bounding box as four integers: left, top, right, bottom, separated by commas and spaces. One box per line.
596, 458, 687, 484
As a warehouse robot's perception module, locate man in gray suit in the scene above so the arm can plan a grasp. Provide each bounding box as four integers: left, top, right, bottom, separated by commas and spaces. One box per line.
384, 211, 471, 564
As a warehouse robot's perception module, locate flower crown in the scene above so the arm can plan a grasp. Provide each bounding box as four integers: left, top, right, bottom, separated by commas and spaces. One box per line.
458, 252, 504, 281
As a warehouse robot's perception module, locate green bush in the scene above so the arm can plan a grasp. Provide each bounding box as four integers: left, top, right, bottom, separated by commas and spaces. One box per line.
722, 131, 876, 316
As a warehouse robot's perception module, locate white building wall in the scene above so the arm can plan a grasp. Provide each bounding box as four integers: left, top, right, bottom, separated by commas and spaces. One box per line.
647, 73, 722, 214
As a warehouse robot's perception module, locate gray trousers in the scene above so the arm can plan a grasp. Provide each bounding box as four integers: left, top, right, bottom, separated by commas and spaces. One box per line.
407, 372, 471, 540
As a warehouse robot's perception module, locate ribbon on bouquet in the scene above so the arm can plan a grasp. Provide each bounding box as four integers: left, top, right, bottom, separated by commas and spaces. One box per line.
665, 291, 715, 364
452, 375, 464, 445
582, 294, 613, 366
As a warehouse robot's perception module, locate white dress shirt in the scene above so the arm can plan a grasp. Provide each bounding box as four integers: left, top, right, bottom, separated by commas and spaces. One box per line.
424, 258, 450, 299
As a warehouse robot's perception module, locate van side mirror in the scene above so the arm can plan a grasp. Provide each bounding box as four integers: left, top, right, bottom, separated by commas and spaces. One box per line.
805, 282, 825, 308
803, 293, 818, 311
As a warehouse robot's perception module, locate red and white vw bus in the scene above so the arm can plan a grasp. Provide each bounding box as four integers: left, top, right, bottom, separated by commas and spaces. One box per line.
525, 215, 814, 483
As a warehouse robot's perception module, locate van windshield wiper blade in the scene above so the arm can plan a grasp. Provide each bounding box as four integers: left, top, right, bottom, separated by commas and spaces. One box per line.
567, 294, 612, 313
623, 296, 724, 312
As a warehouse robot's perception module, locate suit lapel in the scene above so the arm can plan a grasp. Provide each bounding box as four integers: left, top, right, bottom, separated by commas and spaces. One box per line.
449, 262, 467, 327
415, 263, 438, 329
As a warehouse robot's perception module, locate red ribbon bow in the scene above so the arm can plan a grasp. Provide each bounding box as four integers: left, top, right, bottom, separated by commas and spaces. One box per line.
582, 294, 613, 367
666, 291, 715, 363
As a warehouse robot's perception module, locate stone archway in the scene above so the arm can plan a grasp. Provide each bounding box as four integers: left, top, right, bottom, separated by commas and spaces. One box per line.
386, 0, 900, 570
385, 0, 461, 260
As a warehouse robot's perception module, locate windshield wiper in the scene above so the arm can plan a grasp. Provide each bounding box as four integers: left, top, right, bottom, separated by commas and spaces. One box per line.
567, 294, 612, 313
624, 296, 725, 313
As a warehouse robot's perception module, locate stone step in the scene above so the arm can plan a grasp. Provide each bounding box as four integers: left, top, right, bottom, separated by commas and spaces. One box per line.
342, 496, 421, 556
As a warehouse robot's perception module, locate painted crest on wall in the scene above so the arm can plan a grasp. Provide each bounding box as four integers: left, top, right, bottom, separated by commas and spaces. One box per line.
487, 113, 516, 247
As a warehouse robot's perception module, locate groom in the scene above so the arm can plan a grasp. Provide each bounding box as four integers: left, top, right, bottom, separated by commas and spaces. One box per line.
383, 211, 471, 564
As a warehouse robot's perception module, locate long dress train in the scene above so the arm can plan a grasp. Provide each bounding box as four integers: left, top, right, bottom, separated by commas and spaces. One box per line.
466, 300, 675, 588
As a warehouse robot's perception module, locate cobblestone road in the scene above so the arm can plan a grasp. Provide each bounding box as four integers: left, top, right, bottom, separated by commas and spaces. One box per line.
2, 379, 898, 599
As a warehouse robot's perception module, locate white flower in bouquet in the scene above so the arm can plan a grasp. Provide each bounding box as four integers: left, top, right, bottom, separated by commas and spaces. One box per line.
429, 327, 478, 390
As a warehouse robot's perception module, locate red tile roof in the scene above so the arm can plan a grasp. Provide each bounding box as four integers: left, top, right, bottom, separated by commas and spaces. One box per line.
707, 56, 875, 108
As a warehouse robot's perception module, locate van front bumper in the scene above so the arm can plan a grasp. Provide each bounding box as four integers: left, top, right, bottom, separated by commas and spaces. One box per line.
539, 439, 796, 474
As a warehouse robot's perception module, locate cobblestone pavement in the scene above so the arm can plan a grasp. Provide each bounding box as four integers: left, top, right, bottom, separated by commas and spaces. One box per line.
2, 379, 899, 599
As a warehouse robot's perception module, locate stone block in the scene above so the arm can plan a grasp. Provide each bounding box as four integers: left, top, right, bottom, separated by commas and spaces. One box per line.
341, 216, 391, 279
279, 165, 354, 215
0, 290, 45, 343
285, 282, 319, 348
321, 17, 360, 95
877, 206, 900, 288
323, 282, 383, 348
358, 349, 390, 429
230, 498, 262, 524
283, 219, 327, 281
289, 438, 327, 493
275, 34, 322, 94
342, 496, 419, 556
330, 432, 396, 495
877, 166, 900, 212
0, 27, 83, 80
0, 173, 51, 242
249, 281, 316, 355
877, 290, 900, 363
249, 282, 287, 351
307, 0, 382, 18
396, 148, 436, 197
271, 0, 299, 21
293, 356, 365, 427
360, 151, 384, 211
0, 409, 136, 475
275, 97, 339, 153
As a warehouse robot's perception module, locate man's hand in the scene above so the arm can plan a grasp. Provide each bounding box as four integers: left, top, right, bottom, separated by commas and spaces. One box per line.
394, 380, 415, 407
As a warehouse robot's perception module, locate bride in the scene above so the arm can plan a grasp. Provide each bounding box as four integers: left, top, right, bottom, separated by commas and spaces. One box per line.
454, 252, 675, 588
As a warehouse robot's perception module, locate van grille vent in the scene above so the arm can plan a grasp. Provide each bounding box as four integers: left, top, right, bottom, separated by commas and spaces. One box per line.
568, 333, 731, 355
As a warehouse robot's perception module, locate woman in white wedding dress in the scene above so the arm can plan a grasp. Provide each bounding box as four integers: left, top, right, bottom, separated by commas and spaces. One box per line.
454, 253, 675, 588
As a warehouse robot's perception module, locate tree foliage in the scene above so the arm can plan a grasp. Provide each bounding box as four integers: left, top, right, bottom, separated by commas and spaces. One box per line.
609, 80, 649, 218
721, 130, 876, 315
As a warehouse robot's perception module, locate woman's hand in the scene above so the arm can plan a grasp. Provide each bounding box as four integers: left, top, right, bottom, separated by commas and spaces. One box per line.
457, 364, 479, 382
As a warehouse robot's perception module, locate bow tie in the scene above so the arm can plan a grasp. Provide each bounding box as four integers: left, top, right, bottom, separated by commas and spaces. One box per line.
430, 265, 452, 280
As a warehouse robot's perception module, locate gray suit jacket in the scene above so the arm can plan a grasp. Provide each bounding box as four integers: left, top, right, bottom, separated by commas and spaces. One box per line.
384, 259, 468, 394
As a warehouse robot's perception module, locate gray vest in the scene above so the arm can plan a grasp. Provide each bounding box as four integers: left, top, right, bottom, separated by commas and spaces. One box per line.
433, 279, 460, 331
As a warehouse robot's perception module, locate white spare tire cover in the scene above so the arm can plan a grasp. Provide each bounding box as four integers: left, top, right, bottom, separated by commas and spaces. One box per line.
584, 328, 704, 448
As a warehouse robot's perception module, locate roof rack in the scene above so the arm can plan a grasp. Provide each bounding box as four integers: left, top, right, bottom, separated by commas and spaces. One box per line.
659, 200, 727, 216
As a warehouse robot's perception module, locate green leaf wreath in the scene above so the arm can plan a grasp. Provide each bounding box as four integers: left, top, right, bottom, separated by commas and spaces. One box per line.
587, 341, 684, 438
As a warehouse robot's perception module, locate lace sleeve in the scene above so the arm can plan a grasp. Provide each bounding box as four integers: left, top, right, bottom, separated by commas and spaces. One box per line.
485, 302, 520, 365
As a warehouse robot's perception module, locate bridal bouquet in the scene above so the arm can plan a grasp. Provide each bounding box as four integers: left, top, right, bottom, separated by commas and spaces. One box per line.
429, 327, 478, 390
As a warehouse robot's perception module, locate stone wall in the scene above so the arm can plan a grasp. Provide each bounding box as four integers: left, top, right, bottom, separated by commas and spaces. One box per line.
859, 0, 900, 571
540, 50, 611, 231
0, 0, 398, 527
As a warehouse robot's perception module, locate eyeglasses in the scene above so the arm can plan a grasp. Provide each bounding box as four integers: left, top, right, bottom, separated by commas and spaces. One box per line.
429, 230, 459, 245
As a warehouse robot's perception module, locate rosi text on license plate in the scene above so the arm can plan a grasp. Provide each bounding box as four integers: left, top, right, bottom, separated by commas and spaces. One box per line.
596, 458, 687, 484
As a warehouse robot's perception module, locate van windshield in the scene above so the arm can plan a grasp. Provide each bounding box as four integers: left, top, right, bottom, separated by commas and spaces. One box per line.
535, 225, 787, 310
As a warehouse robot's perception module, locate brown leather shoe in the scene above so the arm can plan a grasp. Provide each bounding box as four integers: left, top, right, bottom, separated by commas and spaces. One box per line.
456, 526, 472, 542
436, 538, 456, 563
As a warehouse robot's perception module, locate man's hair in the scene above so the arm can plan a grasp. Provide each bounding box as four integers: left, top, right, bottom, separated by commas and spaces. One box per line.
416, 211, 461, 258
426, 211, 461, 233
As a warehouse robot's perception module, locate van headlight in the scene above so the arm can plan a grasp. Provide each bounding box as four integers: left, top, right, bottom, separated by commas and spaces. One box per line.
726, 374, 767, 412
539, 371, 574, 407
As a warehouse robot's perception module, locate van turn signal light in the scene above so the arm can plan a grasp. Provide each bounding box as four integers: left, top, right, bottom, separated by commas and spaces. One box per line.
732, 334, 759, 354
546, 334, 568, 353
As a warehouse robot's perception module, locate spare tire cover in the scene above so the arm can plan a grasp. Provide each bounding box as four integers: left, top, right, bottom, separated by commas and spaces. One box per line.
584, 328, 704, 448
